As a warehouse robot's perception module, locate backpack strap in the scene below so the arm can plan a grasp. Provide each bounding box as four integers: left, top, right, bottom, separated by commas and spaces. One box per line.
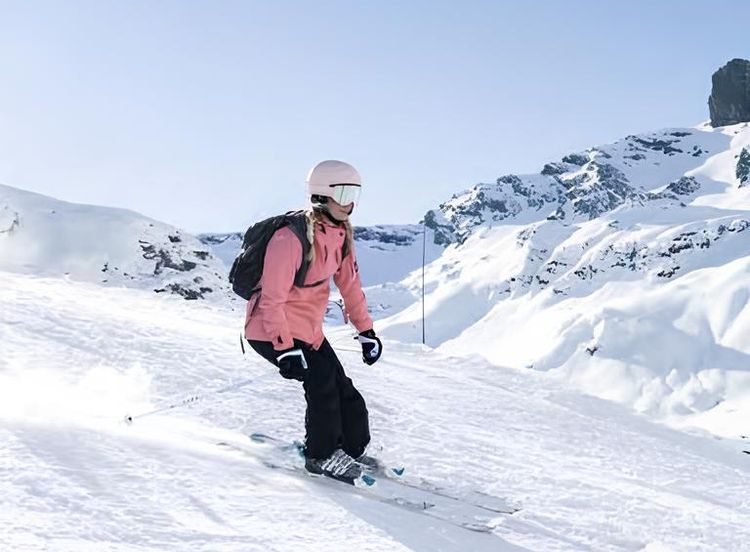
282, 211, 313, 287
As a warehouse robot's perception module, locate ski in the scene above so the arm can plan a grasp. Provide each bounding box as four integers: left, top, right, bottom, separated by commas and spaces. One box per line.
217, 438, 503, 534
247, 432, 520, 516
368, 462, 519, 515
258, 454, 496, 533
369, 460, 518, 515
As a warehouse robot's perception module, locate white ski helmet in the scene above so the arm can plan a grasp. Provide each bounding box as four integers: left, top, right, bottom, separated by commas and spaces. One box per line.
306, 160, 362, 206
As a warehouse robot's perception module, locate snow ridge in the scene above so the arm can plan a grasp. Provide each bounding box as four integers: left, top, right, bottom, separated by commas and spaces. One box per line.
0, 184, 229, 300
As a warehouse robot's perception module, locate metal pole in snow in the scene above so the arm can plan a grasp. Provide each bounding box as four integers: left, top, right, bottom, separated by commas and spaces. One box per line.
422, 220, 426, 345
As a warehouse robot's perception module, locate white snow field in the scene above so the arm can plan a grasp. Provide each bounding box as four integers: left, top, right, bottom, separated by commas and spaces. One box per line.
2, 270, 748, 551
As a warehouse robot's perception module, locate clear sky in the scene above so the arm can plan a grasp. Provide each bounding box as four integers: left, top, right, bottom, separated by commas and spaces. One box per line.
1, 1, 748, 233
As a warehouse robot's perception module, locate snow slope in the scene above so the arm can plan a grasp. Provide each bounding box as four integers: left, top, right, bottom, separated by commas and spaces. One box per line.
2, 270, 748, 551
373, 123, 750, 440
0, 184, 229, 300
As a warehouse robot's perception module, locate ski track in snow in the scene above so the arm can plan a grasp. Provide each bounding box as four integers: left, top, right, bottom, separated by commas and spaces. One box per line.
1, 271, 749, 551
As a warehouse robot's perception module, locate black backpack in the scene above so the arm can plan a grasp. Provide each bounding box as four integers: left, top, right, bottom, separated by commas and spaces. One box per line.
229, 211, 311, 300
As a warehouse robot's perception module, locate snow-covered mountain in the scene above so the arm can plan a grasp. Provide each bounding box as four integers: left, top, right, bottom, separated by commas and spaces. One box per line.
0, 184, 229, 300
371, 122, 750, 440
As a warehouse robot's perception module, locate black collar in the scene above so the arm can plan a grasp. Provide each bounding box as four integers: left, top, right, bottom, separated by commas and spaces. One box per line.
313, 206, 345, 227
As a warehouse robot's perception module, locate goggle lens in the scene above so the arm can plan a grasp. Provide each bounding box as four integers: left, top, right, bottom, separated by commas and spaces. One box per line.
330, 184, 361, 206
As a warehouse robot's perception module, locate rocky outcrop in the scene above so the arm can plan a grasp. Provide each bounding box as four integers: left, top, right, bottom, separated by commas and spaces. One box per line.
561, 153, 590, 166
737, 147, 750, 186
511, 217, 750, 299
139, 241, 200, 275
709, 58, 750, 127
553, 162, 644, 220
647, 176, 701, 202
423, 209, 457, 246
353, 226, 416, 246
199, 232, 242, 246
423, 174, 565, 245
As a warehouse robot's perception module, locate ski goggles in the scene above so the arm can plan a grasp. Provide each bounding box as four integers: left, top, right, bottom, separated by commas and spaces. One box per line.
328, 183, 361, 206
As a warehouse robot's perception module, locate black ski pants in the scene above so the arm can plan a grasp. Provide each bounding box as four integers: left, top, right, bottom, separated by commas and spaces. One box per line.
248, 338, 370, 460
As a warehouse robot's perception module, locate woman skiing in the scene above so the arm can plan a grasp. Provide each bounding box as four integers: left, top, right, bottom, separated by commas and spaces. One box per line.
244, 160, 382, 483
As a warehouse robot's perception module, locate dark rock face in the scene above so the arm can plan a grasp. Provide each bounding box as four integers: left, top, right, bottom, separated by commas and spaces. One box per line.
627, 136, 683, 155
737, 148, 750, 186
542, 162, 580, 176
647, 176, 701, 202
139, 242, 198, 275
154, 283, 214, 300
423, 174, 566, 245
557, 162, 643, 220
199, 232, 242, 245
561, 153, 589, 166
709, 58, 750, 127
423, 210, 457, 246
353, 227, 415, 246
664, 176, 701, 197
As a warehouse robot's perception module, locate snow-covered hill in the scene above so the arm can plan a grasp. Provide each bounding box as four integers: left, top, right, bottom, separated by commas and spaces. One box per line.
0, 184, 229, 300
373, 123, 750, 440
2, 270, 748, 551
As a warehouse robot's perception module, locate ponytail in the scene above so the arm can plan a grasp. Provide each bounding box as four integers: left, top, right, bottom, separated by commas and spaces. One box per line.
305, 208, 354, 263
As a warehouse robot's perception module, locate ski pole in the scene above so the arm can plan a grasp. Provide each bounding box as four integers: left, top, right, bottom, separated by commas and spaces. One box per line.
325, 299, 362, 353
123, 377, 256, 425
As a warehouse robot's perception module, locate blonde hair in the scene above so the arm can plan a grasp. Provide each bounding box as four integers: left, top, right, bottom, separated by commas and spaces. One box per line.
305, 209, 353, 263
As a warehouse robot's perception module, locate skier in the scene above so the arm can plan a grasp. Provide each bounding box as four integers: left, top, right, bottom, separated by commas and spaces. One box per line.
244, 160, 383, 483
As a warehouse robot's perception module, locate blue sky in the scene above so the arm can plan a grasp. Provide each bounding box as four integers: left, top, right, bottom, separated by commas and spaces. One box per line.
1, 1, 748, 232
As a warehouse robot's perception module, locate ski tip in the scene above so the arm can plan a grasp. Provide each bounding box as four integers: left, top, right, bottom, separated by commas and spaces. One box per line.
390, 467, 406, 477
249, 433, 272, 443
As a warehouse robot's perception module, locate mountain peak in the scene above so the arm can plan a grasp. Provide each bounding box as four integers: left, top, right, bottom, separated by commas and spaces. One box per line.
421, 125, 734, 247
709, 58, 750, 127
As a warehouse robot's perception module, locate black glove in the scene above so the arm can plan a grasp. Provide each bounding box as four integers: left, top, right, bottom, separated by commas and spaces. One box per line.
276, 348, 308, 381
356, 329, 382, 365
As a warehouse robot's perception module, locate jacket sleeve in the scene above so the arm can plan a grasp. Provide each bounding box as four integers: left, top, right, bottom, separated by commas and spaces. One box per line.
334, 245, 373, 333
258, 227, 301, 351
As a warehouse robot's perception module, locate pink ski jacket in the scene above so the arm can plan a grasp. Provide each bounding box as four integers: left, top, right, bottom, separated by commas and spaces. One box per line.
244, 218, 373, 351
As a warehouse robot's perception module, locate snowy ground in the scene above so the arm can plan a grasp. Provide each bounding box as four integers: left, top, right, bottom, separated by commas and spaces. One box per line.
2, 271, 748, 551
